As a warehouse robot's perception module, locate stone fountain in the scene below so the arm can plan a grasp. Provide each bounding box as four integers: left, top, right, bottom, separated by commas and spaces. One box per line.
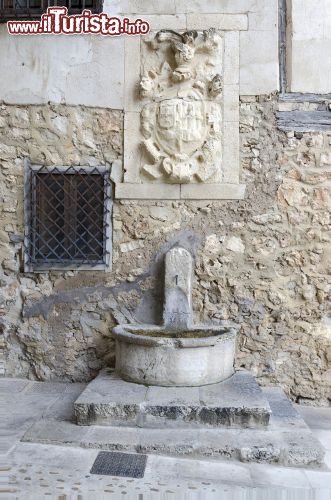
112, 247, 237, 386
70, 24, 325, 467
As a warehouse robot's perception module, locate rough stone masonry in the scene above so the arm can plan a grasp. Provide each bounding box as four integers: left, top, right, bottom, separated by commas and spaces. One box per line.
0, 95, 330, 405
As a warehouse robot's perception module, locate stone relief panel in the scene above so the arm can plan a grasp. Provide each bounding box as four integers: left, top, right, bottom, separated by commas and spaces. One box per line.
116, 15, 247, 199
139, 29, 223, 184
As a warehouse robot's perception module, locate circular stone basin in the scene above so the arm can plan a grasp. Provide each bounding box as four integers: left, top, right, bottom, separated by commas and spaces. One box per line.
112, 324, 237, 387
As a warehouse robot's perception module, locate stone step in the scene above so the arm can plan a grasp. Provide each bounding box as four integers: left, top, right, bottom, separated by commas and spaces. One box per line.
74, 369, 271, 429
22, 389, 325, 468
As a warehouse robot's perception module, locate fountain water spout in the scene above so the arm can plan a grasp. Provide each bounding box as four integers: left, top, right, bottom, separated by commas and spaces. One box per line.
163, 247, 193, 330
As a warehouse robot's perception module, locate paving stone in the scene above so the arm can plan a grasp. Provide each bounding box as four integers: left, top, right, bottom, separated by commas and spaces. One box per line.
74, 369, 147, 403
305, 430, 331, 452
325, 451, 331, 470
250, 463, 310, 488
0, 379, 31, 393
295, 405, 331, 431
5, 395, 61, 421
23, 417, 324, 468
1, 447, 262, 498
42, 383, 86, 421
305, 470, 331, 488
146, 454, 253, 487
7, 442, 99, 471
4, 376, 326, 470
0, 438, 17, 455
172, 458, 253, 487
43, 393, 82, 422
264, 387, 308, 429
64, 382, 87, 395
22, 420, 89, 446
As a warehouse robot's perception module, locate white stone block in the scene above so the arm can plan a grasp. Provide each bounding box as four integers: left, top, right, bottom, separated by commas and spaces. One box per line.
124, 35, 141, 112
115, 183, 181, 199
223, 122, 240, 183
124, 14, 186, 30
123, 112, 141, 182
223, 85, 239, 122
248, 0, 278, 31
325, 0, 331, 39
224, 31, 240, 85
291, 0, 326, 40
240, 30, 279, 95
0, 27, 124, 108
119, 0, 176, 14
288, 0, 331, 93
175, 0, 256, 14
180, 184, 245, 200
110, 159, 123, 183
290, 39, 331, 94
187, 13, 248, 31
102, 0, 121, 16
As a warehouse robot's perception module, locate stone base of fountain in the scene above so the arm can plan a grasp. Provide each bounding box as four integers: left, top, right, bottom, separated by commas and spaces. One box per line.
71, 247, 324, 467
73, 369, 325, 467
75, 369, 271, 427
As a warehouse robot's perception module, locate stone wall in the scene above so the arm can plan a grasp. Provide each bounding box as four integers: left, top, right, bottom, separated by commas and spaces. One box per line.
0, 103, 122, 379
1, 97, 330, 404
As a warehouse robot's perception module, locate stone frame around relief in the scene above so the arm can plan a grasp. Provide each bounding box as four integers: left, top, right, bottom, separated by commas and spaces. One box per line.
116, 14, 248, 200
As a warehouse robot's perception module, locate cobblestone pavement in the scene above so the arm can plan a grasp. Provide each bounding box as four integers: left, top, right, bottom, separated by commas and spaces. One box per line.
0, 378, 330, 499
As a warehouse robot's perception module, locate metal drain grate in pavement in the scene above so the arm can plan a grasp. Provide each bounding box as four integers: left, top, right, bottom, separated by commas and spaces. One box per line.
90, 451, 147, 478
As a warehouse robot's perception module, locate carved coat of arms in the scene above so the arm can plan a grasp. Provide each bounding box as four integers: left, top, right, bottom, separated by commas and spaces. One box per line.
140, 29, 223, 184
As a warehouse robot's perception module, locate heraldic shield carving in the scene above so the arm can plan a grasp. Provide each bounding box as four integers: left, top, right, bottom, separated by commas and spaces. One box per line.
140, 29, 223, 184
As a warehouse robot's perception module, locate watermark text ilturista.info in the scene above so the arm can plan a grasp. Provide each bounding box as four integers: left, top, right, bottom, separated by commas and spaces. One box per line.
7, 8, 150, 35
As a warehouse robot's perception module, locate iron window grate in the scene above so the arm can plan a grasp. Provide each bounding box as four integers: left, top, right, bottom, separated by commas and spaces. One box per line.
0, 0, 103, 22
24, 160, 112, 271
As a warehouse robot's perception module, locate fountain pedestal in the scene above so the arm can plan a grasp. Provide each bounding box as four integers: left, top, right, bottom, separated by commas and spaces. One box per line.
73, 369, 324, 467
75, 369, 271, 428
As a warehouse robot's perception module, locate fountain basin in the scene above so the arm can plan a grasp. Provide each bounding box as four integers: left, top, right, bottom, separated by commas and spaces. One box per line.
112, 324, 237, 386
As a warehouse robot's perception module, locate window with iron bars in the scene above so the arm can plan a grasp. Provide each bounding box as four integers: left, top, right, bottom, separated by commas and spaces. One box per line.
0, 0, 102, 22
24, 160, 112, 271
